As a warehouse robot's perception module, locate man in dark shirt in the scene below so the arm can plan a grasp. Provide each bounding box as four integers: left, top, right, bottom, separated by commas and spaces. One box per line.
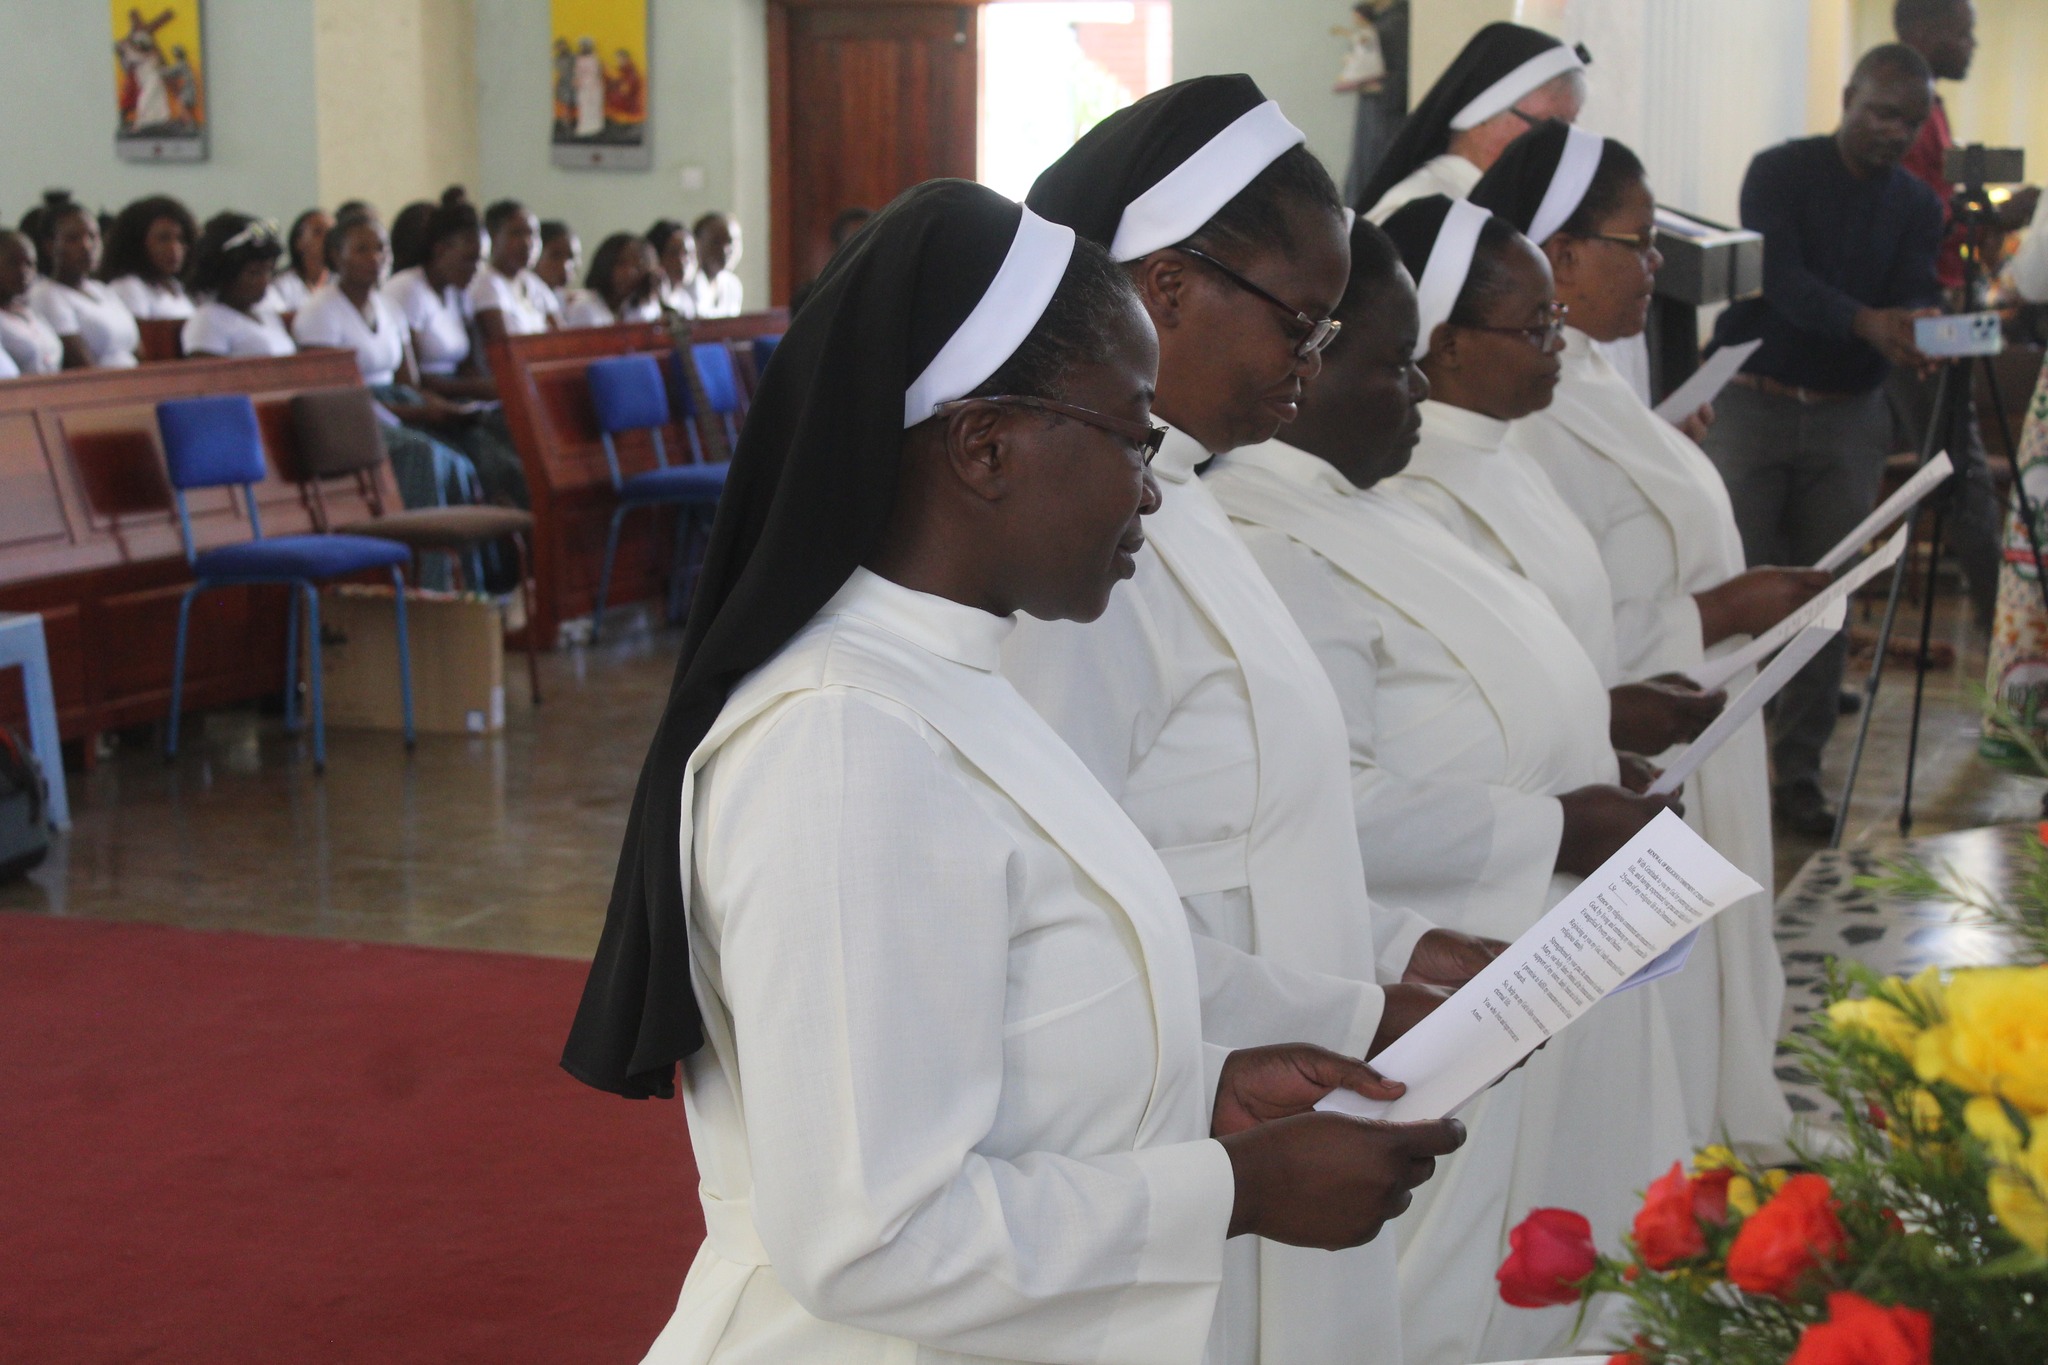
1702, 43, 1943, 836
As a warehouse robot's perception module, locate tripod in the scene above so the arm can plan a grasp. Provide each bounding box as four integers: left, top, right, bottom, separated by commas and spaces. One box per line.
1830, 341, 2048, 847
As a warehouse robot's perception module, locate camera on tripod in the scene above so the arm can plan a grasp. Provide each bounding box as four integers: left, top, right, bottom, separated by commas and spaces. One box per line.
1908, 145, 2028, 358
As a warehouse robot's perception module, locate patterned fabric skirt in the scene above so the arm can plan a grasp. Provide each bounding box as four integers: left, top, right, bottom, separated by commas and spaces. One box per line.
1984, 356, 2048, 767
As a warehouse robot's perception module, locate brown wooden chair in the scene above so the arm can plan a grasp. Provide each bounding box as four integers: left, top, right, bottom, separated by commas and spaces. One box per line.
136, 318, 185, 363
288, 388, 542, 702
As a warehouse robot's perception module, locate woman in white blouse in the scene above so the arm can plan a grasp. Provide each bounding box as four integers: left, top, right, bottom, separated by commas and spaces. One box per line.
561, 232, 664, 328
295, 215, 481, 514
470, 199, 561, 344
0, 231, 66, 377
180, 214, 296, 359
566, 179, 1462, 1365
689, 211, 745, 317
645, 218, 699, 318
101, 195, 197, 321
382, 195, 526, 507
265, 208, 333, 318
29, 201, 141, 369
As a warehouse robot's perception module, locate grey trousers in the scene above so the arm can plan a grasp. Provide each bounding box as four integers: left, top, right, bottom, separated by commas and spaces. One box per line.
1700, 383, 1893, 796
1886, 364, 2002, 626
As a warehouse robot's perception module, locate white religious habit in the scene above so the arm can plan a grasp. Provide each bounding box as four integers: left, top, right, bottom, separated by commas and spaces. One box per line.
1209, 436, 1693, 1365
1366, 152, 1483, 225
1513, 326, 1791, 1158
648, 569, 1242, 1365
1005, 422, 1429, 1365
1388, 398, 1621, 685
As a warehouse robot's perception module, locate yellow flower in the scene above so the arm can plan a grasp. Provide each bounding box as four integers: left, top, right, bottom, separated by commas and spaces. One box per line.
1965, 1096, 2029, 1163
1913, 967, 2048, 1115
1693, 1144, 1742, 1174
1988, 1165, 2048, 1254
1829, 996, 1923, 1056
1727, 1167, 1789, 1218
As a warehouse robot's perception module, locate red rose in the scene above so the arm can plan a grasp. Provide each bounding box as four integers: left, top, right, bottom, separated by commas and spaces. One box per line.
1691, 1166, 1732, 1226
1496, 1207, 1597, 1308
1786, 1291, 1932, 1365
1725, 1173, 1848, 1299
1633, 1163, 1707, 1269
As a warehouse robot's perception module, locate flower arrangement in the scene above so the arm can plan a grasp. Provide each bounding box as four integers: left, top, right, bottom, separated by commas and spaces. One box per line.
1494, 829, 2048, 1364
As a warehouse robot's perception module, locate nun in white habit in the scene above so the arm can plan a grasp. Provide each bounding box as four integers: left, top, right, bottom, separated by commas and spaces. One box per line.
1006, 76, 1498, 1365
1208, 216, 1692, 1364
1355, 24, 1587, 226
561, 180, 1465, 1365
1472, 125, 1830, 1158
1380, 197, 1728, 766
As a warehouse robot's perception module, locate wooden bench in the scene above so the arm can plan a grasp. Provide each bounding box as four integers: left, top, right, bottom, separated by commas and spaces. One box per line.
0, 351, 391, 749
492, 311, 787, 648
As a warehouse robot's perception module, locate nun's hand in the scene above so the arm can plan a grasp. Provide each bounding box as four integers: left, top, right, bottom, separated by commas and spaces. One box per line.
1615, 752, 1662, 794
1695, 567, 1832, 646
1609, 677, 1724, 754
1556, 784, 1682, 877
1211, 1044, 1404, 1138
1400, 929, 1507, 990
1370, 982, 1453, 1057
1674, 402, 1715, 442
1222, 1113, 1466, 1248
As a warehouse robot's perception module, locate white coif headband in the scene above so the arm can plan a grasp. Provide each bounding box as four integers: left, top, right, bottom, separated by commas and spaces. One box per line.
1109, 100, 1306, 263
1413, 199, 1493, 362
1528, 126, 1605, 245
902, 207, 1077, 429
1450, 45, 1585, 131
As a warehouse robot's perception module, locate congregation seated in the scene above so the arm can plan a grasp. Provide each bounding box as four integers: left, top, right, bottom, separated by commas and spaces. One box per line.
561, 232, 662, 328
688, 211, 744, 317
534, 219, 580, 301
644, 217, 697, 318
265, 207, 333, 317
472, 199, 562, 343
28, 192, 140, 369
180, 214, 295, 359
101, 195, 197, 322
0, 230, 65, 377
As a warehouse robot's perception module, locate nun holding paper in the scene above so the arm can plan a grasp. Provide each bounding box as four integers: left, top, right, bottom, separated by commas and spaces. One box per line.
561, 180, 1461, 1365
1471, 124, 1829, 1160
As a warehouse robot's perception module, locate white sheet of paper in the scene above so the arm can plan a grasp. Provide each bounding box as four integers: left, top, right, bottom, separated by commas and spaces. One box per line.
1813, 452, 1952, 572
1612, 927, 1698, 994
1316, 810, 1761, 1122
1654, 339, 1763, 423
1689, 524, 1907, 691
1651, 600, 1848, 798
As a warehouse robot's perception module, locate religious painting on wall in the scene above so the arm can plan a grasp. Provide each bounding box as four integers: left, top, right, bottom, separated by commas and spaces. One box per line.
112, 2, 207, 162
549, 0, 651, 170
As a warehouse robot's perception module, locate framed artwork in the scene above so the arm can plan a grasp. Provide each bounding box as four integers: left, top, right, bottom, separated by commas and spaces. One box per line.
112, 2, 207, 163
550, 0, 651, 170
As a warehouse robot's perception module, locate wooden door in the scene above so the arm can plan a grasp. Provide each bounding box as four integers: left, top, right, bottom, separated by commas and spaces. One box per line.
768, 1, 980, 304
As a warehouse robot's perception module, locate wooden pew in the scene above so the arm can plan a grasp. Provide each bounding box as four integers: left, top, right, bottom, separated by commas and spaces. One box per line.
491, 311, 787, 648
136, 318, 185, 363
0, 351, 391, 748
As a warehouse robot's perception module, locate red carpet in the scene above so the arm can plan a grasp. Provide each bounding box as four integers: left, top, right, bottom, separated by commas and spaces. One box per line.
0, 915, 703, 1363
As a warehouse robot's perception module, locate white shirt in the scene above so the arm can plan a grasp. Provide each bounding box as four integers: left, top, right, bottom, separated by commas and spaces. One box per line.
382, 266, 471, 375
265, 270, 318, 318
0, 344, 16, 379
659, 276, 698, 319
1209, 437, 1692, 1365
1388, 400, 1622, 685
1513, 327, 1790, 1159
29, 277, 140, 368
466, 266, 560, 336
293, 283, 409, 387
1005, 423, 1416, 1365
690, 268, 745, 318
0, 302, 65, 376
560, 289, 662, 329
654, 569, 1233, 1365
107, 274, 194, 321
1365, 153, 1483, 224
181, 301, 296, 359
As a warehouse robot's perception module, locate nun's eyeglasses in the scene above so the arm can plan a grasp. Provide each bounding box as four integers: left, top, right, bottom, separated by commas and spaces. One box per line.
1171, 247, 1341, 359
1459, 300, 1569, 352
934, 396, 1166, 464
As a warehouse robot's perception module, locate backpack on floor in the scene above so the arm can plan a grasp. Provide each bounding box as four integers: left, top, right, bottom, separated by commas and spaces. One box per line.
0, 725, 51, 882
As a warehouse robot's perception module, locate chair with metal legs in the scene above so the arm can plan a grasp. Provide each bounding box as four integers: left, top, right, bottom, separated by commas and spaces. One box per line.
156, 395, 415, 772
585, 354, 728, 642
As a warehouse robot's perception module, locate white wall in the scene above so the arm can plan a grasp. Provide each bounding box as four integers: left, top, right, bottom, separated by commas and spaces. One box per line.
314, 0, 482, 214
0, 0, 320, 228
1171, 0, 1361, 180
471, 0, 770, 306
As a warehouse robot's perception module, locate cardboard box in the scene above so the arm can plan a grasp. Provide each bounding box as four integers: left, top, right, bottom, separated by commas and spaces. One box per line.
309, 586, 506, 735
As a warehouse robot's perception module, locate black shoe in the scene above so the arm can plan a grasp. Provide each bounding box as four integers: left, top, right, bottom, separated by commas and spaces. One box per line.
1774, 784, 1838, 838
1838, 690, 1862, 716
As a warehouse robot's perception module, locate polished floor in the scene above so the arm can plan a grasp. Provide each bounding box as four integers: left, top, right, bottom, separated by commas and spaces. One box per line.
2, 585, 2037, 966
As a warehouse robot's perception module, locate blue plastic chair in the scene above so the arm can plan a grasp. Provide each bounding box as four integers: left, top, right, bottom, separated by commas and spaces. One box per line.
156, 395, 415, 771
586, 354, 728, 641
690, 343, 743, 448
